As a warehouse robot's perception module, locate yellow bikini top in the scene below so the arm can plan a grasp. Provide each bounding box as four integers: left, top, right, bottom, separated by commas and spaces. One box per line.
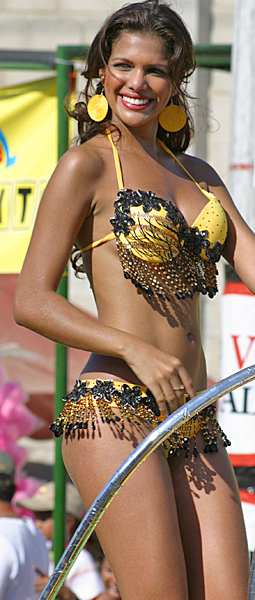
80, 132, 228, 300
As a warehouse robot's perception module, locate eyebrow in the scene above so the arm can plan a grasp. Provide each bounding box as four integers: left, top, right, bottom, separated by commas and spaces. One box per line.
111, 57, 170, 68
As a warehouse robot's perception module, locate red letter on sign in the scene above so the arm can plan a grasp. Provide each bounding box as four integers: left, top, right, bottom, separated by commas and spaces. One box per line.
231, 335, 255, 369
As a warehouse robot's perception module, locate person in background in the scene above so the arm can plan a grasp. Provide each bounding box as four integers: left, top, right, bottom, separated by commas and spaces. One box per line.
17, 481, 104, 600
0, 450, 49, 600
94, 556, 121, 600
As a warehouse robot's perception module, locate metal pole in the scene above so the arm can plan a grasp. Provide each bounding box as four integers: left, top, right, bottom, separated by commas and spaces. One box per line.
0, 62, 54, 70
39, 364, 255, 600
249, 552, 255, 600
194, 44, 231, 70
53, 46, 73, 565
0, 45, 231, 73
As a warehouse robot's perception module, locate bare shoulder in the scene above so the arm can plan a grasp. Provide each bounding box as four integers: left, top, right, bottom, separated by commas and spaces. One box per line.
38, 133, 113, 220
56, 135, 108, 186
181, 152, 247, 228
26, 135, 113, 248
181, 152, 224, 188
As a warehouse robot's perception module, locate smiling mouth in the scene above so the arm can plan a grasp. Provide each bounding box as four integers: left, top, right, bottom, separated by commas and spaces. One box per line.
121, 95, 152, 107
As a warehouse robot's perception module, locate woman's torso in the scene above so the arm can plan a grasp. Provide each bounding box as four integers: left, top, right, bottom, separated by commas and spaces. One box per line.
75, 131, 222, 391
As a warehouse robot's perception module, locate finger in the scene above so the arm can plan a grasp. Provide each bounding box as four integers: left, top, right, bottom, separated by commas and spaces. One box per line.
157, 398, 173, 417
163, 358, 189, 399
157, 379, 182, 415
147, 382, 172, 418
160, 380, 179, 413
161, 373, 189, 410
173, 384, 185, 393
172, 385, 186, 408
176, 365, 195, 399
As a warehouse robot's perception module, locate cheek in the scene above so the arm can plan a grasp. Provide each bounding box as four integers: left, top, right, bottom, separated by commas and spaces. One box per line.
39, 520, 53, 540
109, 574, 117, 586
158, 83, 172, 103
151, 77, 173, 99
104, 69, 115, 90
36, 523, 47, 538
104, 79, 117, 99
104, 68, 127, 96
103, 573, 111, 588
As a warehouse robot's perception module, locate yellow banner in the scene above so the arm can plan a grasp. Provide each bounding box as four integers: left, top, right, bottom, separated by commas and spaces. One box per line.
0, 77, 57, 273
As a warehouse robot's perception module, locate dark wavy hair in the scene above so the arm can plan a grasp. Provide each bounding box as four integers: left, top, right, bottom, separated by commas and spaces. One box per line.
68, 0, 196, 154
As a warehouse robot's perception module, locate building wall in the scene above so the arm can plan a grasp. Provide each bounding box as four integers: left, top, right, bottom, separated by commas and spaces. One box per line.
0, 0, 236, 381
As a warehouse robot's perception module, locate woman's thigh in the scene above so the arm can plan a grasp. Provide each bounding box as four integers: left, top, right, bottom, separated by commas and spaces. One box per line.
169, 435, 250, 600
62, 415, 188, 600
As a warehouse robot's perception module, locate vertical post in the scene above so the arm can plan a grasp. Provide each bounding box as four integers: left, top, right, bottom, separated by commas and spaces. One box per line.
228, 0, 255, 229
219, 0, 255, 560
53, 46, 73, 564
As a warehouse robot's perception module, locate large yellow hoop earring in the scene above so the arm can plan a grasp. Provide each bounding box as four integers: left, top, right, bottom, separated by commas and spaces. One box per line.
87, 93, 109, 122
159, 104, 187, 133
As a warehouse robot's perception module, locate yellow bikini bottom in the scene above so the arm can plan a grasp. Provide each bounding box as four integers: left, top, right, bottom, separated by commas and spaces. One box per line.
49, 379, 231, 458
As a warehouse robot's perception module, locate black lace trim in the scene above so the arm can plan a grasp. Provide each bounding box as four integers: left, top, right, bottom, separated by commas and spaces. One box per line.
62, 378, 160, 416
111, 189, 181, 233
110, 189, 223, 264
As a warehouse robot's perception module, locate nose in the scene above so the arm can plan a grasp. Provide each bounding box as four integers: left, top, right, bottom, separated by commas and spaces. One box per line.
128, 67, 148, 92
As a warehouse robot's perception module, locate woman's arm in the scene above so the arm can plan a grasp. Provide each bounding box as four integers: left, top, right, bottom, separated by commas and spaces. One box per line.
213, 185, 255, 293
220, 189, 255, 293
14, 144, 131, 358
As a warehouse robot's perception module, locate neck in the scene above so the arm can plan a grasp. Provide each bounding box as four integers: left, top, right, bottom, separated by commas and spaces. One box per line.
0, 499, 15, 516
111, 117, 160, 158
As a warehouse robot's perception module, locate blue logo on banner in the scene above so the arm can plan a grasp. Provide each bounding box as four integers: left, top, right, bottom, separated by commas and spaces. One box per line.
0, 129, 16, 167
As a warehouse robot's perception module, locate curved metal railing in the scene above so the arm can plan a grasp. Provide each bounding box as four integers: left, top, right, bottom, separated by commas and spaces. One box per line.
250, 552, 255, 600
39, 364, 255, 600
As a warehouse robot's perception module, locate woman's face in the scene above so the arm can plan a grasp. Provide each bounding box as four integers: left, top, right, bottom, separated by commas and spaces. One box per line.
101, 32, 174, 133
35, 512, 54, 541
101, 557, 121, 599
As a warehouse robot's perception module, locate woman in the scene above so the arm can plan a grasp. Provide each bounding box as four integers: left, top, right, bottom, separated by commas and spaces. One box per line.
14, 1, 255, 599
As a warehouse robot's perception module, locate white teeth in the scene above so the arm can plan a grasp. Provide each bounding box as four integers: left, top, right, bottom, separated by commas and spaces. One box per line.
122, 95, 150, 106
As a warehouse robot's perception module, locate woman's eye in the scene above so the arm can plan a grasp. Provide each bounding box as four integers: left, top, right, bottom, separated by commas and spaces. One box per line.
114, 62, 131, 69
148, 68, 166, 76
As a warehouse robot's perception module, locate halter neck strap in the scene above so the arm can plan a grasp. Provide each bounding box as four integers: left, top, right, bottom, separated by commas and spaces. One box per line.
106, 130, 124, 190
157, 139, 210, 196
106, 130, 209, 198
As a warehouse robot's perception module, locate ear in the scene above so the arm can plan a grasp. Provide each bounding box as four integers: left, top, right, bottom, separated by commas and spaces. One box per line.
171, 79, 182, 97
165, 84, 178, 106
99, 67, 106, 85
170, 85, 179, 98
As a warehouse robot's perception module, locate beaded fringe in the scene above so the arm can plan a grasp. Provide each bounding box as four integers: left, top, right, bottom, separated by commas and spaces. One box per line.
117, 241, 218, 300
50, 380, 231, 458
162, 405, 230, 458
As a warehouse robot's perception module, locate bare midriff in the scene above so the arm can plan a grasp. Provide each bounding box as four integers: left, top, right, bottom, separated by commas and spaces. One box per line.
79, 240, 207, 394
73, 132, 217, 397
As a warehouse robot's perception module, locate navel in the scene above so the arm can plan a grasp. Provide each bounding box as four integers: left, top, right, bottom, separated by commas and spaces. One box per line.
187, 332, 194, 342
